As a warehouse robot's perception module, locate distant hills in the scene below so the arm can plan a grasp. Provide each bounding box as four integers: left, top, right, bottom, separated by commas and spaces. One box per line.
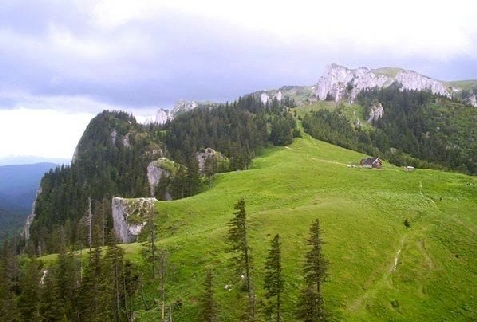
0, 155, 70, 166
0, 162, 57, 236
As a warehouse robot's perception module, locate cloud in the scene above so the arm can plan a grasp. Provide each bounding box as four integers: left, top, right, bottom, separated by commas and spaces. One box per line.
0, 108, 94, 159
0, 0, 476, 113
1, 0, 476, 159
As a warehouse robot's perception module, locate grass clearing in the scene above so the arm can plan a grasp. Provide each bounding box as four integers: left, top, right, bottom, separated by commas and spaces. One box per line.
93, 134, 477, 321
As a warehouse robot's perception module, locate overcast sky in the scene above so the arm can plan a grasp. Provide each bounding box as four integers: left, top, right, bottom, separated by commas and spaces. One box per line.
1, 0, 477, 160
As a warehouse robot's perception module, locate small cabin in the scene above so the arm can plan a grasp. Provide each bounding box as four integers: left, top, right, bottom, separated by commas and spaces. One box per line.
360, 157, 382, 169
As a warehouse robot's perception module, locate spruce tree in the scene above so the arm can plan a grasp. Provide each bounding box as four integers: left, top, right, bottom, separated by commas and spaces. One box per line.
0, 237, 19, 321
18, 258, 40, 321
200, 269, 217, 322
296, 219, 329, 322
227, 198, 254, 321
264, 234, 284, 322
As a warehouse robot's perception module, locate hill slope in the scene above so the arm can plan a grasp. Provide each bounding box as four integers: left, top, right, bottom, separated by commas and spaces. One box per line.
127, 134, 477, 321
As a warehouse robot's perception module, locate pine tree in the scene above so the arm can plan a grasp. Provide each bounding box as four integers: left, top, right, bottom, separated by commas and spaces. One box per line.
77, 247, 103, 322
0, 237, 20, 321
200, 269, 217, 322
54, 248, 78, 320
264, 234, 284, 322
102, 240, 126, 322
296, 219, 329, 322
227, 198, 254, 321
18, 258, 40, 321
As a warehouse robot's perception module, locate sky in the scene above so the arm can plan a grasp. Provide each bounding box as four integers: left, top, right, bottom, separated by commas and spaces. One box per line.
1, 0, 477, 161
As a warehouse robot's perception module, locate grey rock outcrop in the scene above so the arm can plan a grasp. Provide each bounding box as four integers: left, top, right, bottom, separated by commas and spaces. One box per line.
367, 102, 384, 123
112, 197, 157, 243
395, 70, 448, 96
23, 188, 42, 240
261, 93, 269, 105
468, 94, 477, 107
146, 158, 178, 198
195, 148, 227, 174
315, 64, 450, 102
154, 100, 199, 124
155, 108, 174, 124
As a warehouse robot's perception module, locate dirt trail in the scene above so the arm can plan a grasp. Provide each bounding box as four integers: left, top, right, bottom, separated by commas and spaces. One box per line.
348, 237, 406, 312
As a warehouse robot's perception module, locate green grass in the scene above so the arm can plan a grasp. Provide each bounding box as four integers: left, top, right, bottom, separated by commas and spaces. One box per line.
119, 134, 477, 321
372, 67, 405, 78
445, 80, 477, 91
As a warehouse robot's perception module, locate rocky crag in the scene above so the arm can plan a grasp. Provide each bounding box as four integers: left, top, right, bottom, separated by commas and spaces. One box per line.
315, 63, 449, 102
111, 197, 157, 243
146, 157, 180, 199
155, 99, 200, 124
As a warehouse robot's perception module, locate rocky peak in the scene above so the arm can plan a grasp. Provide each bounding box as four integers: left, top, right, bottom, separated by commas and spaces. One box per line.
154, 99, 199, 125
315, 64, 450, 102
155, 108, 174, 124
395, 70, 448, 96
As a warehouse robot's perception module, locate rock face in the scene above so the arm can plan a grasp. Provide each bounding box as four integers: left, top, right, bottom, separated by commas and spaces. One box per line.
23, 188, 42, 240
155, 99, 199, 124
146, 158, 178, 198
195, 148, 226, 174
468, 94, 477, 107
315, 64, 450, 102
155, 109, 174, 124
367, 102, 384, 123
111, 197, 157, 243
395, 70, 448, 96
260, 93, 269, 105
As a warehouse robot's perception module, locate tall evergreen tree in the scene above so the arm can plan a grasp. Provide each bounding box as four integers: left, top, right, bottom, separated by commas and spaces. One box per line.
264, 234, 284, 322
227, 198, 255, 321
0, 237, 20, 321
18, 258, 40, 321
199, 269, 217, 322
296, 219, 329, 322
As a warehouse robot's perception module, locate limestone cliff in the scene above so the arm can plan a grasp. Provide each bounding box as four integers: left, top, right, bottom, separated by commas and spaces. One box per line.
155, 108, 174, 124
195, 147, 227, 174
111, 197, 157, 243
23, 188, 42, 240
146, 157, 178, 199
315, 64, 450, 102
468, 94, 477, 107
367, 102, 384, 123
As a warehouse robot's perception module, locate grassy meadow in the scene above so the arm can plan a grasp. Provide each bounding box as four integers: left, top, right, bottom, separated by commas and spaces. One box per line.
127, 133, 477, 321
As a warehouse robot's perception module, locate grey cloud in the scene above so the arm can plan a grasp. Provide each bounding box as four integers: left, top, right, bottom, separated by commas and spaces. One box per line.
1, 2, 476, 112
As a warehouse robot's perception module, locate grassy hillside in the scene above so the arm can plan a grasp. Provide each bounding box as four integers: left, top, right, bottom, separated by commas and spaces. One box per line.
445, 79, 477, 91
122, 134, 477, 321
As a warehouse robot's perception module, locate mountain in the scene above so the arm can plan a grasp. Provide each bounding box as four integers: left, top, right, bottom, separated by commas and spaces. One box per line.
0, 155, 70, 166
0, 162, 56, 236
26, 99, 296, 253
314, 63, 477, 106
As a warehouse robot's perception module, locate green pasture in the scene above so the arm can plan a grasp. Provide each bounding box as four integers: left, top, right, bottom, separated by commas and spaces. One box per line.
130, 134, 477, 321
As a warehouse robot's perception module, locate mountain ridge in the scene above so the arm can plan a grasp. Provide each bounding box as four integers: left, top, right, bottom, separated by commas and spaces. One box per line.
152, 64, 477, 124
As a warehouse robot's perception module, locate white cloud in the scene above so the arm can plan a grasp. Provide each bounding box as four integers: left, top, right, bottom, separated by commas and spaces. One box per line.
0, 108, 94, 159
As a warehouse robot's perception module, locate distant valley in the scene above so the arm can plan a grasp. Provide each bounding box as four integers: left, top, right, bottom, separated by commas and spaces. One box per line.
0, 162, 57, 236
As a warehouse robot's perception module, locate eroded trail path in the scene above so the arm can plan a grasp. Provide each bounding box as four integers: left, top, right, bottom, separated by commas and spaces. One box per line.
348, 236, 406, 312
